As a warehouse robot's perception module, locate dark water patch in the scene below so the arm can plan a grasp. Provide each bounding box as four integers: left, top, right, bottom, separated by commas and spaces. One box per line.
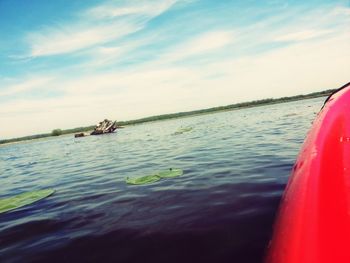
21, 199, 279, 263
0, 219, 69, 250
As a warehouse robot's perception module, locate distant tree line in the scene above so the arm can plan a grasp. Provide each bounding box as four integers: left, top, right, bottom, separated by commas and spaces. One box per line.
117, 88, 335, 125
0, 126, 95, 145
51, 129, 62, 136
0, 88, 336, 145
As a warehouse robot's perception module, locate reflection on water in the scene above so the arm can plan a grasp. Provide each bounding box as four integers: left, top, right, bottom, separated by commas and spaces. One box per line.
0, 98, 323, 263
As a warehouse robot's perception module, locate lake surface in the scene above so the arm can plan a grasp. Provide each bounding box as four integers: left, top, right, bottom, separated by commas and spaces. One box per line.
0, 98, 324, 263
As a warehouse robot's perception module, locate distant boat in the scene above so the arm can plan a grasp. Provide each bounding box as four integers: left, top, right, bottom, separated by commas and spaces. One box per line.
90, 119, 118, 135
74, 119, 118, 138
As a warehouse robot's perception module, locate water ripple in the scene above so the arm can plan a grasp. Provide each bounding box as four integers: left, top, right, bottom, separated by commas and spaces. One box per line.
0, 97, 324, 262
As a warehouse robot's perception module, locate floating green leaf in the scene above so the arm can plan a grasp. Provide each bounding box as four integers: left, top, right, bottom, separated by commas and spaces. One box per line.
126, 175, 161, 185
173, 127, 193, 135
0, 189, 55, 214
126, 168, 184, 185
157, 168, 183, 178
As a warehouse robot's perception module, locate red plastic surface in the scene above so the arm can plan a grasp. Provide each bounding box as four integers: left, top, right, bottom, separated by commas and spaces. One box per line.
266, 83, 350, 263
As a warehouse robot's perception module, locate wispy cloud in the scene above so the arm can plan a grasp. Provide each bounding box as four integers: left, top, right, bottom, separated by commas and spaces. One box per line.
162, 31, 235, 62
86, 0, 178, 19
0, 76, 54, 97
274, 29, 332, 42
87, 46, 129, 67
26, 0, 180, 57
27, 22, 141, 57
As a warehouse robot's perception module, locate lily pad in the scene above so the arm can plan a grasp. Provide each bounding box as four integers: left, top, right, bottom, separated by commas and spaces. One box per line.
126, 174, 161, 185
126, 168, 184, 185
173, 127, 193, 135
157, 168, 183, 178
0, 189, 55, 214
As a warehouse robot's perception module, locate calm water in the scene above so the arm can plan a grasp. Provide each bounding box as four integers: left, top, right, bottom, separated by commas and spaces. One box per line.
0, 98, 324, 263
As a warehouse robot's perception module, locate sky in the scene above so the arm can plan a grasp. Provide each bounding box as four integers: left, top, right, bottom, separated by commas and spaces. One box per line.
0, 0, 349, 139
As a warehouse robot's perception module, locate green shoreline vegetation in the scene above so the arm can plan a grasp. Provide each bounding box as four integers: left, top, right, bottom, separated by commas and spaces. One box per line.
0, 88, 334, 145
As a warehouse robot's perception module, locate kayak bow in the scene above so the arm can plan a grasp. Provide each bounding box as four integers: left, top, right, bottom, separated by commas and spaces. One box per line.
266, 82, 350, 263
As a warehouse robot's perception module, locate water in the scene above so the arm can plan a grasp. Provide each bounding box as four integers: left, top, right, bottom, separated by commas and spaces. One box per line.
0, 98, 324, 263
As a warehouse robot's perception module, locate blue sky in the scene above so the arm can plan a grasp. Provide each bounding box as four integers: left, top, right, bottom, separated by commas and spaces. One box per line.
0, 0, 349, 138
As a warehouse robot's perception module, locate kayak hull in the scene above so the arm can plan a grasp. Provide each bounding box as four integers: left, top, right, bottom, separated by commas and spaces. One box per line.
266, 82, 350, 263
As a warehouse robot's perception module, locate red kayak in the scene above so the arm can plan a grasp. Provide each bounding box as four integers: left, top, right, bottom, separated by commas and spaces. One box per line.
266, 82, 350, 263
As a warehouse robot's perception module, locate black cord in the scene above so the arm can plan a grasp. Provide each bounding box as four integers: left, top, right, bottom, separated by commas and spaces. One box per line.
321, 81, 350, 109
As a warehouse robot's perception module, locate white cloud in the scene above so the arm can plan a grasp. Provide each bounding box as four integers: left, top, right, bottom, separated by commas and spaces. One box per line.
202, 33, 350, 100
334, 6, 350, 16
0, 76, 54, 97
162, 30, 235, 62
274, 29, 332, 42
26, 0, 179, 57
243, 5, 350, 46
86, 0, 177, 19
80, 45, 131, 68
27, 22, 141, 57
175, 31, 234, 56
